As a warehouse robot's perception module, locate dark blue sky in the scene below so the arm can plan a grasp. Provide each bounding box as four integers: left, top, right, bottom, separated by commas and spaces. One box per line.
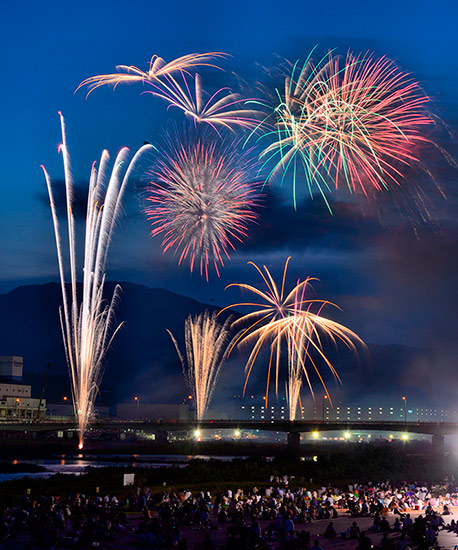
1, 0, 457, 358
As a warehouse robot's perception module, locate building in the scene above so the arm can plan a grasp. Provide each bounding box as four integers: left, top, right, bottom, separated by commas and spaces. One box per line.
0, 356, 23, 381
240, 400, 457, 423
0, 356, 45, 419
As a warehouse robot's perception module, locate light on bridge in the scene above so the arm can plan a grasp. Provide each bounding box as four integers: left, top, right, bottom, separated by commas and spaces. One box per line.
194, 429, 201, 439
312, 431, 319, 439
344, 432, 350, 439
234, 430, 241, 438
402, 433, 409, 441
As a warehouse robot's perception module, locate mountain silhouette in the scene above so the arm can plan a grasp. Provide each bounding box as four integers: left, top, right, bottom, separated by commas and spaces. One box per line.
0, 283, 441, 412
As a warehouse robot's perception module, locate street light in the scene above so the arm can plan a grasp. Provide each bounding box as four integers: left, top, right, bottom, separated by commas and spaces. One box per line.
402, 396, 407, 423
322, 395, 328, 421
134, 396, 139, 418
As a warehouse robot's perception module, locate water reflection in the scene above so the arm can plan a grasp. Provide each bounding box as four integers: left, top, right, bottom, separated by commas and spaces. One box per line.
0, 454, 248, 482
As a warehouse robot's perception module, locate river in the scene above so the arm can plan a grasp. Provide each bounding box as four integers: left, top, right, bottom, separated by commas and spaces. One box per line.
0, 453, 249, 481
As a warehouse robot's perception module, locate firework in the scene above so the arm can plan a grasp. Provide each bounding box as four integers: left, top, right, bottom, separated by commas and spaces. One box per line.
286, 294, 306, 421
77, 52, 260, 130
42, 113, 151, 448
76, 52, 227, 95
258, 50, 433, 208
221, 258, 364, 406
149, 73, 262, 131
167, 310, 237, 421
145, 130, 262, 280
286, 366, 302, 421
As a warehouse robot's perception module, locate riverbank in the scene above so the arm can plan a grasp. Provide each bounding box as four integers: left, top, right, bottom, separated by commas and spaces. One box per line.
0, 445, 458, 501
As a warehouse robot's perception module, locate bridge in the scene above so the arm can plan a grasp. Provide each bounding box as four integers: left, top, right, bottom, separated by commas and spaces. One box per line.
0, 418, 454, 453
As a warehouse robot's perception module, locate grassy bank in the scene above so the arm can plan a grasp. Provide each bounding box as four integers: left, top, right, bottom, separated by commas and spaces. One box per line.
0, 444, 457, 504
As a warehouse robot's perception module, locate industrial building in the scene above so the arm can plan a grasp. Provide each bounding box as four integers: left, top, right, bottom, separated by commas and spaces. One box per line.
0, 356, 45, 419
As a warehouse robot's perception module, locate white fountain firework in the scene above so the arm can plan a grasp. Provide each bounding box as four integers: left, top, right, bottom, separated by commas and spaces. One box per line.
42, 113, 151, 448
167, 310, 236, 421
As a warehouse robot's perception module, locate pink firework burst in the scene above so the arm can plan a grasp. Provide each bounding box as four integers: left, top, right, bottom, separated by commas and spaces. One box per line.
145, 130, 263, 280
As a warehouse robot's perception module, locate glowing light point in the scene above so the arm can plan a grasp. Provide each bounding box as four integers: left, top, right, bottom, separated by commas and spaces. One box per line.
312, 431, 319, 439
344, 432, 350, 439
402, 433, 409, 441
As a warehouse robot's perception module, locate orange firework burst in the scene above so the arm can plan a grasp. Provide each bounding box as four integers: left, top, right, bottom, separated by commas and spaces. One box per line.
221, 257, 364, 406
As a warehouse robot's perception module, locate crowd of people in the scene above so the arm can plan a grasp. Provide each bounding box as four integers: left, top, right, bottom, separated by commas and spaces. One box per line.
0, 478, 458, 549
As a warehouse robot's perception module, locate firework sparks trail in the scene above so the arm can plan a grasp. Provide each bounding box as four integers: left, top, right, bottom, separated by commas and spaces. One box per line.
167, 310, 238, 421
145, 130, 263, 280
148, 73, 263, 131
285, 286, 308, 421
76, 52, 228, 95
255, 50, 433, 209
77, 52, 262, 130
42, 113, 152, 448
220, 258, 365, 408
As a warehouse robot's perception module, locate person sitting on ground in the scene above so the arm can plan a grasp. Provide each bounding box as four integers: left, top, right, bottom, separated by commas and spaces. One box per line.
323, 521, 337, 538
357, 530, 372, 550
379, 516, 390, 532
402, 513, 413, 531
425, 526, 437, 545
350, 521, 361, 539
380, 532, 392, 550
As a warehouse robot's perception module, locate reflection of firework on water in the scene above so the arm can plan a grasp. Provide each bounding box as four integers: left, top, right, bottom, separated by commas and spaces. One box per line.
222, 257, 364, 406
42, 113, 151, 449
145, 131, 262, 280
78, 52, 260, 130
257, 49, 433, 209
167, 310, 237, 421
76, 52, 227, 95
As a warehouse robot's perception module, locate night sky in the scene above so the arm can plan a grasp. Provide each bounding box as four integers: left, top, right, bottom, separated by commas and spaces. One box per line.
1, 0, 457, 367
